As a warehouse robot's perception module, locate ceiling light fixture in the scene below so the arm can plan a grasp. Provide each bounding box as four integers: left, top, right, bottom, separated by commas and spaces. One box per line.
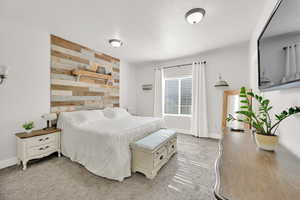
185, 8, 206, 24
109, 39, 123, 48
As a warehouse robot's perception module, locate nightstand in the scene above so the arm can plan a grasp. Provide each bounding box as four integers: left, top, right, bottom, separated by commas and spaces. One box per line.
15, 128, 61, 170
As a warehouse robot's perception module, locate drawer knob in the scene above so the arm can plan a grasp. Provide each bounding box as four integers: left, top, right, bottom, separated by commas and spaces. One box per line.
172, 145, 175, 148
160, 155, 164, 160
45, 137, 49, 140
39, 146, 50, 151
39, 138, 43, 142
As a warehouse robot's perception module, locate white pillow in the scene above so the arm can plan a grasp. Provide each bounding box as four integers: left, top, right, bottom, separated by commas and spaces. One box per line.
82, 110, 106, 122
64, 110, 105, 125
114, 107, 131, 118
103, 107, 131, 119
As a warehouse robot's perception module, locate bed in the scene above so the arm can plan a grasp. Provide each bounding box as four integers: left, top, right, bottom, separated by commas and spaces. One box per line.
57, 108, 165, 181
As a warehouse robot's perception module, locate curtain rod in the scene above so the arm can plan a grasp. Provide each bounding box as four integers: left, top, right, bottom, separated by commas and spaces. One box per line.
283, 44, 298, 50
157, 61, 207, 70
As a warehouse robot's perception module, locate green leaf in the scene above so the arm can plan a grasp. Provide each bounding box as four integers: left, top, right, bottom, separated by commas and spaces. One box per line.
226, 114, 235, 122
262, 99, 270, 106
282, 110, 288, 116
240, 100, 248, 104
267, 106, 273, 111
247, 92, 254, 97
236, 110, 254, 118
240, 87, 246, 94
289, 107, 295, 115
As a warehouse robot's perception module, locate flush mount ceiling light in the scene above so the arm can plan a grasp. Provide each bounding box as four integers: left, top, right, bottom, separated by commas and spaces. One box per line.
109, 39, 123, 48
185, 8, 206, 24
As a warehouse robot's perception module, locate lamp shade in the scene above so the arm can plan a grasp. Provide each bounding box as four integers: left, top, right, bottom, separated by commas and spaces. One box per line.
41, 113, 57, 121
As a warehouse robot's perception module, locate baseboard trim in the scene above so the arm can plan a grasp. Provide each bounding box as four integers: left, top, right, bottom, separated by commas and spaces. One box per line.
209, 133, 221, 139
0, 157, 17, 170
172, 129, 221, 139
172, 128, 193, 135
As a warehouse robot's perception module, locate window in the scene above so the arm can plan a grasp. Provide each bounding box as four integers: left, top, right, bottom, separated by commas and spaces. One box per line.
164, 77, 192, 115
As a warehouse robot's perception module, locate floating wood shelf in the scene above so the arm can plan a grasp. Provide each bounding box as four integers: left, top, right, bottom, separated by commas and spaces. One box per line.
72, 69, 112, 81
103, 85, 119, 89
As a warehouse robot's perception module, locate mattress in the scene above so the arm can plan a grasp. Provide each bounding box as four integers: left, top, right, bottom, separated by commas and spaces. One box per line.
57, 114, 165, 181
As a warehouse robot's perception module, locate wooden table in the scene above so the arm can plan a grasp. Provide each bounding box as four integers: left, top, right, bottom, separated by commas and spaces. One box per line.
214, 130, 300, 200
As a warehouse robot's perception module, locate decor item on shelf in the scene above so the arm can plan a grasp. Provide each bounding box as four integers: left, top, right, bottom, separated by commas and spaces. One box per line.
106, 79, 114, 86
88, 62, 100, 72
227, 87, 300, 151
96, 66, 106, 74
0, 65, 9, 85
22, 121, 34, 133
142, 84, 153, 91
41, 113, 58, 129
214, 73, 229, 88
185, 8, 206, 24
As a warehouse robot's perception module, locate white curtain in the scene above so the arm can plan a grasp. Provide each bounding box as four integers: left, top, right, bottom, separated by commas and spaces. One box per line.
191, 61, 208, 137
282, 45, 300, 82
153, 68, 164, 118
282, 46, 290, 83
295, 45, 300, 79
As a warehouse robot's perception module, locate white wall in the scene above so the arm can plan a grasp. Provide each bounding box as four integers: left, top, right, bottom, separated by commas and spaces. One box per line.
136, 43, 250, 138
250, 0, 300, 158
136, 65, 155, 116
0, 20, 51, 168
0, 20, 137, 168
119, 61, 137, 114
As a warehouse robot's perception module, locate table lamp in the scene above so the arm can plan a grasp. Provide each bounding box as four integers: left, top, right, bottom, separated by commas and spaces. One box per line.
41, 113, 57, 129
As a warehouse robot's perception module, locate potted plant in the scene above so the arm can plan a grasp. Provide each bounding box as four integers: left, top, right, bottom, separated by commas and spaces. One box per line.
227, 87, 300, 151
22, 121, 34, 133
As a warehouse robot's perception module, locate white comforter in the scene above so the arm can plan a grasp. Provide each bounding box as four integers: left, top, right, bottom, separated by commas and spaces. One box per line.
58, 115, 165, 181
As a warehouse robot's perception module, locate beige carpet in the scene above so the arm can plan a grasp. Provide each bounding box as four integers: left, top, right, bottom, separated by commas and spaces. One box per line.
0, 134, 218, 200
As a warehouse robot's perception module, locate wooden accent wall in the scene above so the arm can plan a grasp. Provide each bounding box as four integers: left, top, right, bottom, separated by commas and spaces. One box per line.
50, 35, 120, 113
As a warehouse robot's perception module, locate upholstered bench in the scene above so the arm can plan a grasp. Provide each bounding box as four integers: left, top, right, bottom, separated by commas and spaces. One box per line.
130, 129, 177, 179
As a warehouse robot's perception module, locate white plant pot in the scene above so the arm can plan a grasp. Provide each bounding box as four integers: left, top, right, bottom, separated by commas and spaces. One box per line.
25, 129, 32, 134
255, 133, 279, 151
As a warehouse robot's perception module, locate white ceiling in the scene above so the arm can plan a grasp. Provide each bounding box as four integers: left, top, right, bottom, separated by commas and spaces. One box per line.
0, 0, 264, 64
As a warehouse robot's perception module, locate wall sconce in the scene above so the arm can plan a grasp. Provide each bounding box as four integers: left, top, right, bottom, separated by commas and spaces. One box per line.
0, 66, 9, 85
142, 84, 153, 91
214, 73, 229, 88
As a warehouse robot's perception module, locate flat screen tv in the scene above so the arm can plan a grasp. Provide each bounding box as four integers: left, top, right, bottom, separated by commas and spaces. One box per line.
258, 0, 300, 91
